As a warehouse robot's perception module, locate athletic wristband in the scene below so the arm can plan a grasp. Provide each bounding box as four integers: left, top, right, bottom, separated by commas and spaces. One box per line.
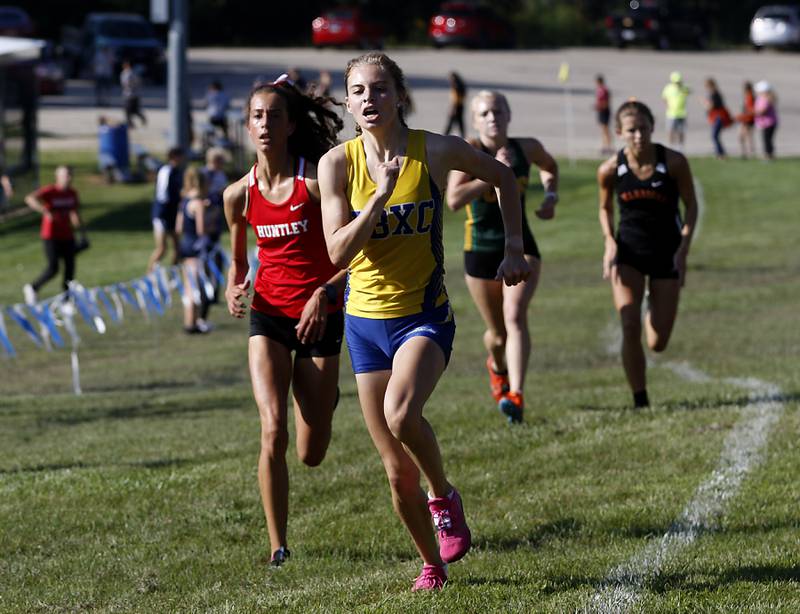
544, 191, 559, 203
322, 283, 338, 305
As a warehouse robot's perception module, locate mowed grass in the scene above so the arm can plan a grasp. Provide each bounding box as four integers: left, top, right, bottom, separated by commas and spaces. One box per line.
1, 151, 798, 612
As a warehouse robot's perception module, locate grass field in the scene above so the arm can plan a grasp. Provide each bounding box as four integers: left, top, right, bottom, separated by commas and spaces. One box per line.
1, 151, 798, 612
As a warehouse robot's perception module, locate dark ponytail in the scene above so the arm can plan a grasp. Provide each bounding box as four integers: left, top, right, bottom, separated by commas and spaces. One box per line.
244, 81, 343, 164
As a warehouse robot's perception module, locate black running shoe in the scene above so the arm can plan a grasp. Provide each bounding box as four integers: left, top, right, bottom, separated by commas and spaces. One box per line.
270, 546, 291, 567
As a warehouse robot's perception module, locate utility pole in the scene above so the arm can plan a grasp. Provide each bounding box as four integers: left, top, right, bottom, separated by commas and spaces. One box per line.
167, 0, 189, 150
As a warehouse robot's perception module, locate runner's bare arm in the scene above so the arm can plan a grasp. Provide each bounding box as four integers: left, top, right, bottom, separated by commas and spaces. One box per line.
223, 177, 250, 317
429, 132, 522, 243
445, 169, 492, 212
667, 149, 698, 286
318, 145, 399, 268
447, 137, 532, 212
667, 150, 697, 253
427, 131, 529, 285
597, 156, 617, 279
520, 137, 559, 219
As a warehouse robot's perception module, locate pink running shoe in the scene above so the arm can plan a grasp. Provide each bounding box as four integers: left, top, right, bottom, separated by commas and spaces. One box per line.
411, 563, 448, 592
427, 488, 472, 563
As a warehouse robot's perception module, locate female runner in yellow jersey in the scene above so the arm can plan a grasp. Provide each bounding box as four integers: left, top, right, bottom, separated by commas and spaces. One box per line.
318, 53, 530, 591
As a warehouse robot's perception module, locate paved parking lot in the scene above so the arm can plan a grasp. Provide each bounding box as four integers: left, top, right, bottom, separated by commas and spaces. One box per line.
39, 46, 799, 159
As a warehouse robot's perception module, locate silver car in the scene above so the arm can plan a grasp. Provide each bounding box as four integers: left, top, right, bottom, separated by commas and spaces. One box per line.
750, 5, 800, 49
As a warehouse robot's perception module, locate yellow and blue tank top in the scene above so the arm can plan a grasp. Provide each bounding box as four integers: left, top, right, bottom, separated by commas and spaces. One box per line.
344, 129, 448, 318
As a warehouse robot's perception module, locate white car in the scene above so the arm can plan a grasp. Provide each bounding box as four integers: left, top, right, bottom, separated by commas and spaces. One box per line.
750, 5, 800, 49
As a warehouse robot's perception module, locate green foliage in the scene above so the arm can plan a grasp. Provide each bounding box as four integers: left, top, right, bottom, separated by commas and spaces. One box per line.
511, 0, 607, 47
1, 151, 798, 611
19, 0, 777, 47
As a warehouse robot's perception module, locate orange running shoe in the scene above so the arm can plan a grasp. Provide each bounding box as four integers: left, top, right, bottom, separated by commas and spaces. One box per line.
498, 391, 524, 424
486, 357, 509, 402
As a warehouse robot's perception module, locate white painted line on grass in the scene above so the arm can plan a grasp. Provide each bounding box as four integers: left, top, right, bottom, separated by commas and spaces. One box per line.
601, 318, 623, 357
586, 357, 785, 613
589, 176, 786, 612
661, 360, 712, 384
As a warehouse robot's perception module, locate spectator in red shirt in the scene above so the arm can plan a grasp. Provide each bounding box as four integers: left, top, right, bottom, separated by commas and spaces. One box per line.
595, 74, 612, 154
22, 165, 88, 304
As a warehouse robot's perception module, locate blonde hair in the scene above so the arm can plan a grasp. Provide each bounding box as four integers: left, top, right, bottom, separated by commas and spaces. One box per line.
182, 166, 208, 198
470, 90, 511, 118
205, 146, 229, 166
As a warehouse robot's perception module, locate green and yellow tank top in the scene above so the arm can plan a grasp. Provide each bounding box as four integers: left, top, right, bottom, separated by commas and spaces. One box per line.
344, 129, 448, 318
464, 138, 531, 253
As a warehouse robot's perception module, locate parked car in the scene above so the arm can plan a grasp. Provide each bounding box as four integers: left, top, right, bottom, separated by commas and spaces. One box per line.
35, 43, 65, 96
0, 5, 34, 37
311, 8, 383, 48
750, 5, 800, 50
429, 2, 514, 48
61, 13, 166, 84
605, 0, 709, 50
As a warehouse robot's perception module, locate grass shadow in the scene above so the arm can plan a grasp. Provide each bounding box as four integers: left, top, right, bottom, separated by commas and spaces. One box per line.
0, 449, 244, 474
86, 197, 153, 233
577, 391, 798, 414
462, 575, 531, 588
474, 517, 584, 553
33, 394, 233, 428
302, 544, 415, 564
649, 564, 800, 593
720, 564, 800, 584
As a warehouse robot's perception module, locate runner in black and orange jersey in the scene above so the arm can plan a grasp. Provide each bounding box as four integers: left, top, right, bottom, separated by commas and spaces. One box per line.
597, 100, 698, 408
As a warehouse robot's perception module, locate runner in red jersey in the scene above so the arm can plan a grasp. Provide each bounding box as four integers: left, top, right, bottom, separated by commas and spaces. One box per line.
245, 156, 339, 318
23, 165, 89, 304
223, 75, 345, 568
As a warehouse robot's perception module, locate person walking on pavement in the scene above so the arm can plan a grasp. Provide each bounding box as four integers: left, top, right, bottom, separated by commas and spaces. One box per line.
120, 60, 147, 128
93, 45, 115, 107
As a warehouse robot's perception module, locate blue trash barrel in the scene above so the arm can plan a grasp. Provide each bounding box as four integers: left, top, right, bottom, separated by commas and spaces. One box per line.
98, 124, 129, 170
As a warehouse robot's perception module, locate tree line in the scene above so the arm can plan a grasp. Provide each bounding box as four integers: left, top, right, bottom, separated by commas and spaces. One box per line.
19, 0, 772, 47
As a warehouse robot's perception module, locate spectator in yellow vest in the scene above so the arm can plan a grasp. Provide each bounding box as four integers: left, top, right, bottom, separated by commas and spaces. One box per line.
661, 71, 690, 149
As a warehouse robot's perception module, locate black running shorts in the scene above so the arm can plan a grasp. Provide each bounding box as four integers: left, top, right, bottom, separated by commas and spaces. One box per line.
614, 242, 680, 280
464, 234, 541, 280
249, 308, 344, 357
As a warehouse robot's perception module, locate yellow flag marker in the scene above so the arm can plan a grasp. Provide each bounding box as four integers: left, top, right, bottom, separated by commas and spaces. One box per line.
558, 62, 570, 83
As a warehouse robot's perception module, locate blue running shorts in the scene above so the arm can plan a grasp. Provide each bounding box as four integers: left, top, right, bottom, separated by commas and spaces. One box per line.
345, 302, 456, 373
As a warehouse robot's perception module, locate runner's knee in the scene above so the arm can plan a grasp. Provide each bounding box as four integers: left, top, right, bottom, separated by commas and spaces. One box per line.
484, 327, 505, 350
385, 407, 414, 442
619, 308, 642, 339
296, 430, 330, 467
260, 423, 289, 460
384, 460, 420, 499
503, 299, 527, 328
384, 397, 421, 443
647, 331, 670, 353
298, 447, 326, 467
